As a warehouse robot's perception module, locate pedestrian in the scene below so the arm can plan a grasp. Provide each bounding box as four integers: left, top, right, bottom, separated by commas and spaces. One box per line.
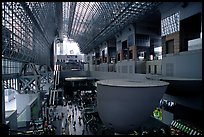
73, 121, 76, 130
65, 118, 68, 126
82, 129, 85, 135
78, 116, 82, 121
68, 115, 71, 122
73, 120, 76, 126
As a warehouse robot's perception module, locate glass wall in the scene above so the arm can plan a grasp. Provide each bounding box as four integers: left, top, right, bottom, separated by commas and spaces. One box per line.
2, 58, 22, 75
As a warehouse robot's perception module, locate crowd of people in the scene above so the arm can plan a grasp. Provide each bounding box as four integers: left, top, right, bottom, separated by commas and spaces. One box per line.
29, 90, 100, 135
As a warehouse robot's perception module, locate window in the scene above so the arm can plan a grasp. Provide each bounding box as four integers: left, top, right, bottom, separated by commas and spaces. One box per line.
154, 65, 157, 74
122, 40, 128, 60
166, 39, 174, 54
2, 58, 22, 74
161, 12, 180, 36
129, 50, 133, 59
122, 40, 128, 49
149, 65, 151, 73
128, 34, 134, 46
102, 50, 105, 63
136, 34, 150, 47
118, 53, 120, 61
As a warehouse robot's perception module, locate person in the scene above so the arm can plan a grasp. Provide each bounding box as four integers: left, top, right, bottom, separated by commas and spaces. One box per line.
61, 112, 64, 118
68, 115, 71, 122
73, 121, 76, 131
79, 120, 82, 126
72, 108, 74, 113
65, 118, 68, 127
44, 121, 48, 128
82, 129, 85, 135
78, 116, 82, 124
33, 123, 38, 134
73, 121, 76, 126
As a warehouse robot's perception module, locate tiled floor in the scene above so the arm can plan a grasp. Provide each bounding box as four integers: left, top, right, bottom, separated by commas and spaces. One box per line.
49, 102, 94, 135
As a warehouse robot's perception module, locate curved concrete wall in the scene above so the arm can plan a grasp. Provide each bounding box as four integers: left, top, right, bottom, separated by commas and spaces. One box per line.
97, 83, 168, 134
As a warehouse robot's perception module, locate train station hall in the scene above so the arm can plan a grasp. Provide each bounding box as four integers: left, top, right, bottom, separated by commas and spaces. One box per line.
1, 2, 202, 135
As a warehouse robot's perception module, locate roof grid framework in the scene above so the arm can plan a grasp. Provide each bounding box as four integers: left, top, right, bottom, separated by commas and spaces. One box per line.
2, 2, 57, 65
62, 2, 161, 54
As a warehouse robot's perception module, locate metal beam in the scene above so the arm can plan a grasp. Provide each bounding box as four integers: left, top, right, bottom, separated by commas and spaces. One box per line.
67, 2, 77, 37
55, 2, 63, 40
81, 2, 134, 53
19, 2, 50, 46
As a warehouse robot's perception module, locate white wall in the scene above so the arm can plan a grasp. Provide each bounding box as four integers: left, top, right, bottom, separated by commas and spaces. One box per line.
16, 94, 29, 114
86, 53, 94, 71
136, 61, 146, 74
188, 38, 202, 51
116, 60, 136, 74
161, 49, 202, 78
146, 60, 162, 75
16, 94, 39, 128
16, 93, 38, 114
99, 63, 109, 72
89, 64, 95, 71
108, 64, 116, 72
84, 63, 89, 71
90, 71, 146, 81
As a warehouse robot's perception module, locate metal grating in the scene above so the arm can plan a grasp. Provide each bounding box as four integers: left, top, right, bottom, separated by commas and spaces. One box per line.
2, 2, 162, 65
2, 2, 58, 65
62, 2, 161, 54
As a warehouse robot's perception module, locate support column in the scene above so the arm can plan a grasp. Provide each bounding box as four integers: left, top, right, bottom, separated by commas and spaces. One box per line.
2, 80, 5, 124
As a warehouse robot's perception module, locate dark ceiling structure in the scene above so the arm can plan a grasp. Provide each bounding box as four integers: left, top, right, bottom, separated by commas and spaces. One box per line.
2, 2, 162, 66
62, 2, 162, 54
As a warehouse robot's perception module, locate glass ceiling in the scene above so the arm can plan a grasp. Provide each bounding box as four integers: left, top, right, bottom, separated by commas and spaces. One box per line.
62, 2, 161, 54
